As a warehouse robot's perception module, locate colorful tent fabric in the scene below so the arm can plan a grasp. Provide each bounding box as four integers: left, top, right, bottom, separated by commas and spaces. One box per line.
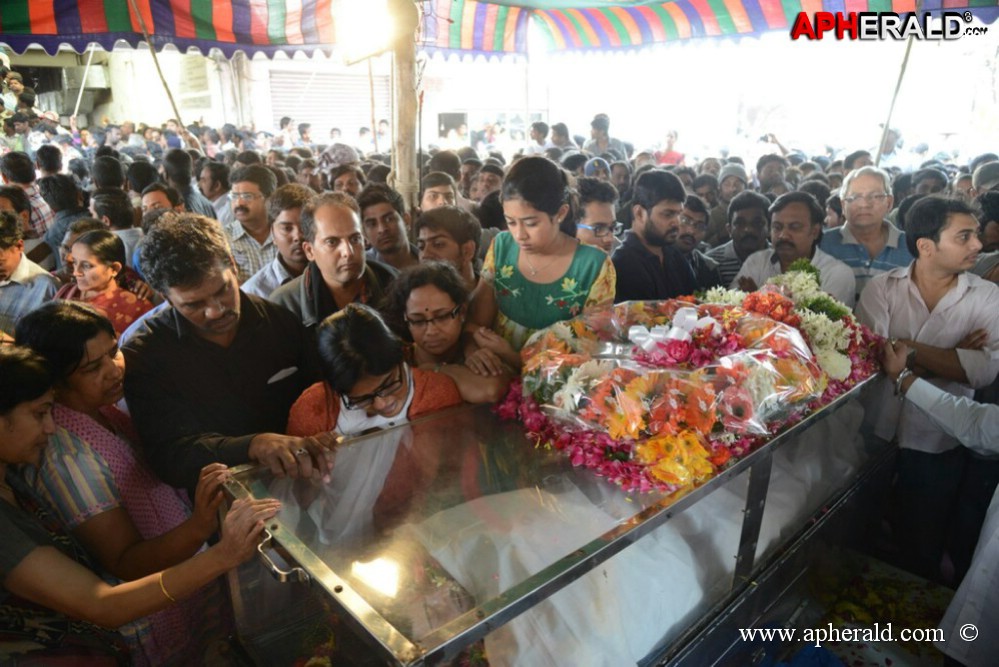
421, 0, 999, 56
1, 0, 998, 58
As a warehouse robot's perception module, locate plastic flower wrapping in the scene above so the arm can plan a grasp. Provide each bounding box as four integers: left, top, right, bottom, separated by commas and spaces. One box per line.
496, 265, 882, 494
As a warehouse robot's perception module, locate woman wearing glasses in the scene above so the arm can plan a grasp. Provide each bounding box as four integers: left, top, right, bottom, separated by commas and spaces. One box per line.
286, 303, 464, 437
382, 262, 513, 404
466, 157, 616, 369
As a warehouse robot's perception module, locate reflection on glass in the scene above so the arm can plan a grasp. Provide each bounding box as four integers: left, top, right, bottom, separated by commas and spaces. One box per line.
351, 557, 400, 598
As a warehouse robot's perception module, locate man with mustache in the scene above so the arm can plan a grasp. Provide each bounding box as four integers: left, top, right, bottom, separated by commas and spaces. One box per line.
270, 192, 397, 330
675, 194, 722, 291
123, 214, 333, 493
733, 191, 855, 307
706, 190, 772, 287
225, 165, 278, 283
611, 170, 694, 302
242, 183, 312, 299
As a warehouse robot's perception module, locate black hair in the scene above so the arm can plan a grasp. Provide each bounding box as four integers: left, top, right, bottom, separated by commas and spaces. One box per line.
0, 210, 22, 247
300, 191, 360, 244
268, 183, 314, 223
34, 144, 62, 173
201, 161, 230, 191
728, 190, 772, 225
631, 169, 686, 211
316, 303, 404, 395
0, 346, 53, 415
475, 190, 506, 231
37, 174, 80, 213
551, 122, 570, 140
0, 184, 30, 214
330, 164, 366, 186
756, 153, 789, 175
92, 155, 125, 189
691, 174, 719, 193
0, 151, 36, 184
683, 194, 709, 219
72, 230, 127, 282
905, 196, 976, 257
576, 177, 618, 211
428, 151, 462, 180
163, 148, 195, 190
126, 161, 160, 194
91, 188, 134, 230
672, 166, 696, 183
530, 121, 550, 139
367, 164, 391, 184
896, 193, 927, 232
843, 150, 872, 171
501, 156, 577, 236
68, 158, 89, 182
141, 182, 182, 207
230, 164, 277, 198
235, 150, 262, 165
769, 191, 825, 226
266, 165, 289, 188
357, 183, 406, 218
140, 214, 232, 293
381, 261, 470, 342
414, 205, 481, 254
421, 171, 457, 194
797, 180, 831, 208
67, 218, 106, 237
297, 123, 311, 135
826, 194, 843, 221
15, 301, 116, 382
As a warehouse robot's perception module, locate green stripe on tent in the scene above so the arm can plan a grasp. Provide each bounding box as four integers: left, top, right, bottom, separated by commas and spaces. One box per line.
103, 0, 133, 33
648, 5, 680, 42
191, 0, 216, 41
867, 0, 892, 11
780, 0, 804, 24
603, 10, 634, 45
529, 11, 557, 50
1, 0, 30, 33
705, 0, 738, 34
267, 0, 286, 44
559, 10, 596, 47
449, 0, 465, 50
966, 0, 993, 6
493, 6, 510, 52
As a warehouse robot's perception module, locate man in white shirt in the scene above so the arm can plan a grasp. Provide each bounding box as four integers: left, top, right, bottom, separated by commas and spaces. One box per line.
242, 183, 311, 299
884, 341, 999, 667
733, 191, 855, 307
857, 195, 999, 583
523, 122, 552, 156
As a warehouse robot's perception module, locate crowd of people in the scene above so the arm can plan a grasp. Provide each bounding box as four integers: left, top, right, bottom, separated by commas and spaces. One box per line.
2, 62, 999, 665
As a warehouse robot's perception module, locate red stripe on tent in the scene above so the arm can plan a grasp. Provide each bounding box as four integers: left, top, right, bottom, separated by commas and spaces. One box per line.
129, 0, 155, 33
79, 0, 109, 32
566, 9, 602, 45
844, 0, 868, 13
722, 0, 754, 33
634, 6, 667, 42
170, 0, 196, 38
688, 0, 723, 35
29, 0, 58, 34
757, 0, 787, 29
249, 0, 268, 44
891, 0, 917, 10
800, 0, 825, 17
315, 0, 335, 44
549, 10, 584, 47
590, 8, 624, 46
482, 3, 500, 51
213, 0, 235, 41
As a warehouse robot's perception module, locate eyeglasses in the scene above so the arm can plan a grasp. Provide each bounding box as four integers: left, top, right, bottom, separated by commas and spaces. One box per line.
405, 304, 462, 330
843, 192, 888, 205
577, 222, 622, 238
342, 365, 406, 410
678, 215, 707, 232
228, 192, 264, 202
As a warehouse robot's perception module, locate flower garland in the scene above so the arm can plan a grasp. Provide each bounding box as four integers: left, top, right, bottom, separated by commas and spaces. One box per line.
497, 267, 882, 494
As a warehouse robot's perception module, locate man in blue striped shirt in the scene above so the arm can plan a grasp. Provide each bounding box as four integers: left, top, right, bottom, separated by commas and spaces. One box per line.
0, 210, 58, 337
820, 166, 913, 305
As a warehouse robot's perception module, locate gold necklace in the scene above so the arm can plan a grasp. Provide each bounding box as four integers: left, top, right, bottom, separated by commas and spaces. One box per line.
522, 234, 564, 277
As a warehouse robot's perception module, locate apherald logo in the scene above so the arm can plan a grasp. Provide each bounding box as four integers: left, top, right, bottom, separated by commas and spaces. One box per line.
790, 11, 987, 40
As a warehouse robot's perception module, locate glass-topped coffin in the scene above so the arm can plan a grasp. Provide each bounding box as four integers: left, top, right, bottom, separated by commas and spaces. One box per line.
224, 385, 871, 666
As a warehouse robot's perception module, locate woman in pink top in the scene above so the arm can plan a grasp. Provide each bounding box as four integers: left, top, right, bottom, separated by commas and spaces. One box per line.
15, 301, 231, 666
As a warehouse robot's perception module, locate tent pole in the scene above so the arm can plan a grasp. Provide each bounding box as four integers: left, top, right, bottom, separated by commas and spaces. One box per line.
876, 0, 922, 166
369, 59, 379, 154
390, 0, 420, 213
127, 0, 184, 126
72, 43, 97, 119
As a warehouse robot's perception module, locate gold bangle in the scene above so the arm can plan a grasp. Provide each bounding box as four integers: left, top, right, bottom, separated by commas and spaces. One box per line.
158, 571, 177, 603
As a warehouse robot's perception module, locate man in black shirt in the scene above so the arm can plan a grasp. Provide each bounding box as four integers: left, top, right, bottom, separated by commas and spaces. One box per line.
123, 214, 334, 491
612, 170, 694, 302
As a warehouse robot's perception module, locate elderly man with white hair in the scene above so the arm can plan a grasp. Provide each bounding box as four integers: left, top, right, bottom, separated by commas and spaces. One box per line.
820, 165, 914, 303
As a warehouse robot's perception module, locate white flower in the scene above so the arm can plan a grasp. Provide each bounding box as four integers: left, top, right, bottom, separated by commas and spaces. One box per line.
766, 271, 823, 305
816, 349, 852, 381
702, 287, 747, 306
798, 310, 851, 353
551, 360, 614, 414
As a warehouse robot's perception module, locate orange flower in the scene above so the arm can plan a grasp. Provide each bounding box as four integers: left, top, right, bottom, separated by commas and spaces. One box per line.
635, 430, 714, 488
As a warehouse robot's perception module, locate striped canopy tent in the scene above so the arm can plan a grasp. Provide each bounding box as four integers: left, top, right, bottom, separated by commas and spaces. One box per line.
2, 0, 998, 59
421, 0, 999, 57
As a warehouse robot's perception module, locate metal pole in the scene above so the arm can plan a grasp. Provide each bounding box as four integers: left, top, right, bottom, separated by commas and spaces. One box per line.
127, 0, 184, 126
72, 43, 97, 118
368, 59, 379, 154
390, 0, 420, 212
